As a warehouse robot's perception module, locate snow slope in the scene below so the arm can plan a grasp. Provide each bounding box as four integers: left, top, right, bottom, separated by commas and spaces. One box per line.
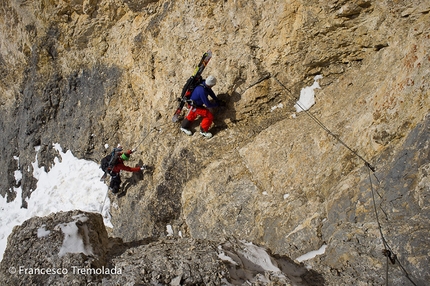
0, 143, 111, 261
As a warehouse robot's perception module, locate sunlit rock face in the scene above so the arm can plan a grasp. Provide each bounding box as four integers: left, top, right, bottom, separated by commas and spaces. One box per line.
1, 0, 429, 284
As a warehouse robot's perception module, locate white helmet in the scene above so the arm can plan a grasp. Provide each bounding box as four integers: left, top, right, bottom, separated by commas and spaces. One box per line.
205, 75, 217, 87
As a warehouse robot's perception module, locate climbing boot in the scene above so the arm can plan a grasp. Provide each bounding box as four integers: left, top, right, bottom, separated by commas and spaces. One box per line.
200, 127, 213, 138
181, 128, 192, 136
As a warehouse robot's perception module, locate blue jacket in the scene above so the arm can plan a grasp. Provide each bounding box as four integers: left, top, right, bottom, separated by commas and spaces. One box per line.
189, 81, 219, 108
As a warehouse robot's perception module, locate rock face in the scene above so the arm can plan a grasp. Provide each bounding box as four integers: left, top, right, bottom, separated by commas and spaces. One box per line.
0, 211, 324, 285
1, 0, 429, 285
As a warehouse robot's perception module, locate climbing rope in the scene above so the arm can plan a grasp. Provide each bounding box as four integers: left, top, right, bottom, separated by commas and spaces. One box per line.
132, 125, 156, 152
368, 169, 391, 286
132, 121, 170, 152
273, 76, 375, 171
274, 75, 418, 285
368, 170, 418, 286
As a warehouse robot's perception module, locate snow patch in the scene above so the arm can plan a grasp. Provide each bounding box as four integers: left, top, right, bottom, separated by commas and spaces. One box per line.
0, 187, 26, 261
217, 246, 239, 266
294, 75, 323, 112
13, 156, 22, 183
0, 143, 111, 260
27, 144, 111, 224
55, 214, 94, 257
239, 241, 281, 272
271, 103, 284, 112
37, 225, 51, 238
166, 225, 174, 236
295, 244, 327, 262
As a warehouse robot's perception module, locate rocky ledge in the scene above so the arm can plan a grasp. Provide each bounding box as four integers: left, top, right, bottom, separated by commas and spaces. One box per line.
0, 210, 326, 286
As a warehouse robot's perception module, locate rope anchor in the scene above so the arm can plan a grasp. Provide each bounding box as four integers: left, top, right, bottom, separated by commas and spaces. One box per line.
365, 162, 376, 172
382, 249, 396, 265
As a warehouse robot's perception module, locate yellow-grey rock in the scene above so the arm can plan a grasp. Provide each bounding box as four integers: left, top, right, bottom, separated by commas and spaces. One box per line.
1, 0, 429, 284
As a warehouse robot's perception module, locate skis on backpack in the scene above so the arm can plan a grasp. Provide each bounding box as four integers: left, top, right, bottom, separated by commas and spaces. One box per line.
172, 50, 212, 123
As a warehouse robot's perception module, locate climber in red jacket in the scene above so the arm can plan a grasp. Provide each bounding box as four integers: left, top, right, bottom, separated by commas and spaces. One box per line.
109, 149, 146, 194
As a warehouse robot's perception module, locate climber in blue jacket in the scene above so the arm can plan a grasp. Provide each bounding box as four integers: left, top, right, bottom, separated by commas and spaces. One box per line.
180, 75, 224, 138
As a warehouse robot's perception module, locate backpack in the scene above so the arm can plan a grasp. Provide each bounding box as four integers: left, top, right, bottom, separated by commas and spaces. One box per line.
181, 75, 203, 99
100, 147, 122, 174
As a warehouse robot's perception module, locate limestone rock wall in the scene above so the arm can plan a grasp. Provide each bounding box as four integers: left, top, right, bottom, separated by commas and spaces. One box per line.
1, 0, 429, 284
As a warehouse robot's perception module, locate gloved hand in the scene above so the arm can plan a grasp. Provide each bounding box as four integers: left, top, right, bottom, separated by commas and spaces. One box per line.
125, 149, 133, 155
140, 165, 147, 171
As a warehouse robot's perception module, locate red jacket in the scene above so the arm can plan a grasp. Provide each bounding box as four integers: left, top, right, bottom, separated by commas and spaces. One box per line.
111, 159, 140, 173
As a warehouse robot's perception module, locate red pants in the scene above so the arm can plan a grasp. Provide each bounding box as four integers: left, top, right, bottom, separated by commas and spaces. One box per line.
186, 107, 214, 132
